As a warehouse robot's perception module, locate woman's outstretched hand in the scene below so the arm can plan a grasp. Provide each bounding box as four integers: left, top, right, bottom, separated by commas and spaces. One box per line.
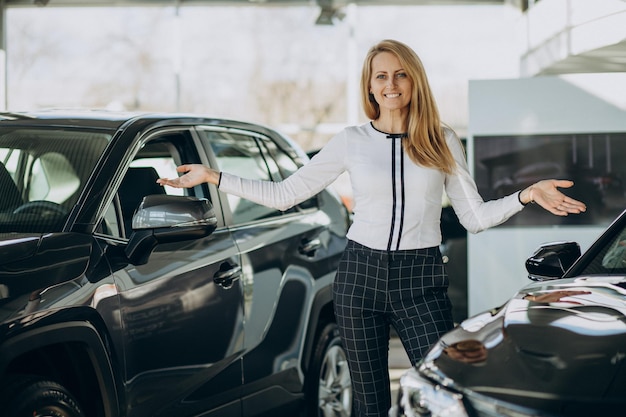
520, 180, 587, 216
156, 164, 220, 188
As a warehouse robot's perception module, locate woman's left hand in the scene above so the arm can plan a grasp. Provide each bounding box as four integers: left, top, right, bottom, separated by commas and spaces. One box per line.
520, 180, 587, 216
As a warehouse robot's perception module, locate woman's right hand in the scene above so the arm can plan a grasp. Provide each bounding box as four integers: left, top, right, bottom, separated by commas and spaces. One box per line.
156, 164, 220, 188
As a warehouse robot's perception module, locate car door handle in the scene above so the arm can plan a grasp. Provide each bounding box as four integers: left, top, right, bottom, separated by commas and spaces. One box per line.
214, 263, 242, 289
299, 238, 321, 257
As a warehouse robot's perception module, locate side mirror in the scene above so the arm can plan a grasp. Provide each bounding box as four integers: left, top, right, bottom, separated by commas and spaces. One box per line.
125, 195, 218, 265
525, 241, 581, 281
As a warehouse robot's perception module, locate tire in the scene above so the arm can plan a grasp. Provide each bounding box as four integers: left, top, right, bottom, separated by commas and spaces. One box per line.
305, 322, 352, 417
0, 375, 85, 417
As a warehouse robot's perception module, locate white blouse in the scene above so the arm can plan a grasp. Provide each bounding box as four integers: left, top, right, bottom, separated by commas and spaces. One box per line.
219, 122, 524, 251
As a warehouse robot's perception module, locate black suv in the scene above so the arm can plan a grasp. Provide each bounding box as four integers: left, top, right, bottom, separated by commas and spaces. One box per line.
0, 110, 352, 417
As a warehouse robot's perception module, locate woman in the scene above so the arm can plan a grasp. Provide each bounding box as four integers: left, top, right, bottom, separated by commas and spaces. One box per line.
157, 39, 586, 417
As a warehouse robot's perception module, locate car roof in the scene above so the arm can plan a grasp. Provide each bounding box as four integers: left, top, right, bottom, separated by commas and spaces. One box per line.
0, 109, 275, 134
0, 109, 141, 129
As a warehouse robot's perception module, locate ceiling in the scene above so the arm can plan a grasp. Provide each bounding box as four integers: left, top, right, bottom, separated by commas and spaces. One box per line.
1, 0, 516, 30
4, 0, 508, 6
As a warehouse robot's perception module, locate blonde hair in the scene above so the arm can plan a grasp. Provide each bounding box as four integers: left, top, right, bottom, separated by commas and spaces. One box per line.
360, 39, 456, 174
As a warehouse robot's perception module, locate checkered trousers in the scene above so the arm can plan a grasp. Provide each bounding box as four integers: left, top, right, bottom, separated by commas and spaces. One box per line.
332, 240, 454, 417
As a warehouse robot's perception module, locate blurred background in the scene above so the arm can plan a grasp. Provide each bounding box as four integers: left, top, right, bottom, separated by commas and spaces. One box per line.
5, 1, 522, 148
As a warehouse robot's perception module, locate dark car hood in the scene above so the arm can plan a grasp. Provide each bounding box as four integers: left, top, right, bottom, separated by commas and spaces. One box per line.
424, 276, 626, 415
0, 233, 92, 301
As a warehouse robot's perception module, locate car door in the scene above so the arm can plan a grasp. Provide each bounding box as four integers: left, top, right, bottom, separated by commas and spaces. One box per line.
195, 126, 337, 416
101, 128, 245, 417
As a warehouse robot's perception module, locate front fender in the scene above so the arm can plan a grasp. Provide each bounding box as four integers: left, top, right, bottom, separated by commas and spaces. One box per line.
0, 320, 121, 417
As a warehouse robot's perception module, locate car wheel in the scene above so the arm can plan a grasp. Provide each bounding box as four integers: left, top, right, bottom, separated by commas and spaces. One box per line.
306, 322, 352, 417
0, 375, 85, 417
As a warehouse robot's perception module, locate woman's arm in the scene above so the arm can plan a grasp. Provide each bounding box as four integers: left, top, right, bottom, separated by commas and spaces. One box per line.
156, 131, 348, 211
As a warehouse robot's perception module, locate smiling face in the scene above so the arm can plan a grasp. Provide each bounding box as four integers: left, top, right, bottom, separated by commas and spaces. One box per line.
369, 51, 412, 114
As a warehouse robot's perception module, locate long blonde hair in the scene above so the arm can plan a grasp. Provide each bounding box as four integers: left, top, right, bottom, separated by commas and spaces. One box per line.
360, 39, 456, 174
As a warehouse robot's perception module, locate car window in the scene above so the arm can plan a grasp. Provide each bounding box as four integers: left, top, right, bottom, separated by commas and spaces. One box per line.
601, 230, 626, 270
198, 129, 297, 225
256, 135, 318, 211
578, 223, 626, 275
0, 128, 110, 233
102, 130, 205, 239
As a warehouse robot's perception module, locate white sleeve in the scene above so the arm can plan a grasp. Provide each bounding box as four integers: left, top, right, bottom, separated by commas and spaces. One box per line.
444, 128, 524, 234
218, 131, 348, 211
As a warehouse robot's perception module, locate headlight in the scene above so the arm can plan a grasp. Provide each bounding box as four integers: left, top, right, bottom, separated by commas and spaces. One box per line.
389, 368, 469, 417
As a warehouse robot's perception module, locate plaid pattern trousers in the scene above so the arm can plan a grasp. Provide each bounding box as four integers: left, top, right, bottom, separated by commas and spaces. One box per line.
332, 240, 454, 417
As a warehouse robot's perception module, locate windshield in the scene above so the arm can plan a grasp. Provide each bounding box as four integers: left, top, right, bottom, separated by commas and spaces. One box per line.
575, 213, 626, 277
0, 128, 110, 233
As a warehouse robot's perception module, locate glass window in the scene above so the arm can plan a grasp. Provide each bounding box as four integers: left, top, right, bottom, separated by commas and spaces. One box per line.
578, 221, 626, 276
102, 131, 203, 239
0, 128, 110, 233
199, 129, 292, 225
258, 138, 299, 179
260, 137, 319, 211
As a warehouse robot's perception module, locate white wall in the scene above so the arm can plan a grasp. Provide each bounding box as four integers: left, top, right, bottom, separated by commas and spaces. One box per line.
467, 74, 626, 315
